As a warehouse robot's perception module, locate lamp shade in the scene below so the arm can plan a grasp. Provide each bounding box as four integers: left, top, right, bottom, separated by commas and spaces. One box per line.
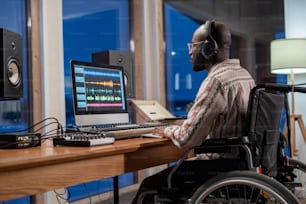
270, 38, 306, 74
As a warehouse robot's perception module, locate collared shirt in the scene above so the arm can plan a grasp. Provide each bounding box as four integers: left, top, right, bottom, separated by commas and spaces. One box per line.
164, 59, 255, 149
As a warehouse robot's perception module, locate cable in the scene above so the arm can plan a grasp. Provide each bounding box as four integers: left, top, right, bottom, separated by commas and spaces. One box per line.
0, 117, 63, 134
0, 117, 64, 148
40, 133, 63, 145
34, 121, 59, 133
54, 188, 69, 204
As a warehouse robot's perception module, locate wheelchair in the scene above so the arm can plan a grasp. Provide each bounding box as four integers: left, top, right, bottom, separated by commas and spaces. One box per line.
137, 83, 306, 204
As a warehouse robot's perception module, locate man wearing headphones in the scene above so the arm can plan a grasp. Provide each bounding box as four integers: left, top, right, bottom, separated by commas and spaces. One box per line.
132, 20, 255, 203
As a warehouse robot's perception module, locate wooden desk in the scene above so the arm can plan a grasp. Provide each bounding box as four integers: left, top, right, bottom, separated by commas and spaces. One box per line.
0, 137, 183, 201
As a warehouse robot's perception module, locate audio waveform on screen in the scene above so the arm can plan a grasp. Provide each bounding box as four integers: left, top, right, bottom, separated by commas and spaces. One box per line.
86, 80, 121, 88
83, 70, 121, 78
86, 95, 122, 102
87, 103, 123, 108
86, 88, 122, 95
73, 65, 126, 112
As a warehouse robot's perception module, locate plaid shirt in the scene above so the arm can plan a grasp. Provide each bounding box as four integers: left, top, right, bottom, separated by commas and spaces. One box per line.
164, 59, 255, 148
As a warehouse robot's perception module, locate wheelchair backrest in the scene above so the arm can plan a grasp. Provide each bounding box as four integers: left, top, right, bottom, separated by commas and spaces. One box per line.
246, 85, 286, 176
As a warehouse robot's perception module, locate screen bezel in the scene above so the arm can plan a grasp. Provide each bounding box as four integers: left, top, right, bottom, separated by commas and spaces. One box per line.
70, 60, 129, 126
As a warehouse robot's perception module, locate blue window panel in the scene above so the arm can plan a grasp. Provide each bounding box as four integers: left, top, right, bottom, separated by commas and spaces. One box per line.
63, 0, 130, 125
0, 0, 30, 203
62, 0, 134, 200
0, 0, 29, 132
164, 4, 207, 117
63, 9, 122, 125
0, 197, 29, 204
68, 173, 134, 202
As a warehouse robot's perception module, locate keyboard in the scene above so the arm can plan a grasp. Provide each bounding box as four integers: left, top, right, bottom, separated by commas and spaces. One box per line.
78, 122, 168, 139
53, 132, 115, 147
102, 126, 157, 139
81, 122, 167, 132
104, 122, 168, 139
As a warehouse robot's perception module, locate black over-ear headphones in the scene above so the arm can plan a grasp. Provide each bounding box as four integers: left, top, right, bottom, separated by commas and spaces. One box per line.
201, 20, 219, 59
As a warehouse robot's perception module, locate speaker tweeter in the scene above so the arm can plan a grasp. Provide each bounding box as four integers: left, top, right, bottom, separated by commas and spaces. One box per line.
0, 28, 23, 99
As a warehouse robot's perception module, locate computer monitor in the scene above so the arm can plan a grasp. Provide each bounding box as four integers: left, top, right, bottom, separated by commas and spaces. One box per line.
70, 60, 129, 126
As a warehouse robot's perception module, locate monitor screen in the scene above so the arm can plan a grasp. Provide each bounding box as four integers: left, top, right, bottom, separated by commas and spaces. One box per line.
70, 60, 129, 126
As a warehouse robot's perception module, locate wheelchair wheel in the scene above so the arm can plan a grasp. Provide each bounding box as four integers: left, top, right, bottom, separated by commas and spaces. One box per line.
188, 170, 300, 204
288, 157, 306, 173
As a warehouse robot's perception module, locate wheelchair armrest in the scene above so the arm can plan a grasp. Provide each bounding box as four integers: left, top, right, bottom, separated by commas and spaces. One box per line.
194, 136, 250, 154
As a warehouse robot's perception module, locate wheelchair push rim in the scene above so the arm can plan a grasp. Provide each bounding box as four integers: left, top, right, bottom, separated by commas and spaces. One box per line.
188, 171, 300, 204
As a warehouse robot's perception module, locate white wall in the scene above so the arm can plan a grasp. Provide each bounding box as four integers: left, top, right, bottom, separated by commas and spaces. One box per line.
40, 0, 66, 203
142, 0, 162, 101
40, 0, 65, 125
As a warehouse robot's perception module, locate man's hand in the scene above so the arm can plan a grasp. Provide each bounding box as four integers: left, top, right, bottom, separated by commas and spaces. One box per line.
153, 127, 167, 137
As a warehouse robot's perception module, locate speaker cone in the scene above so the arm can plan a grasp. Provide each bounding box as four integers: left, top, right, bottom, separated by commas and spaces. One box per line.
7, 58, 21, 87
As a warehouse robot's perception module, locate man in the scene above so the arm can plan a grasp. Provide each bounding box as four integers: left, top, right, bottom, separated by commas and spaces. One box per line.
132, 20, 255, 203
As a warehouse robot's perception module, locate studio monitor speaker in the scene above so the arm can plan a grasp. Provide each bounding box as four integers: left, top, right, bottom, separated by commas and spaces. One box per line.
92, 50, 134, 98
0, 28, 23, 99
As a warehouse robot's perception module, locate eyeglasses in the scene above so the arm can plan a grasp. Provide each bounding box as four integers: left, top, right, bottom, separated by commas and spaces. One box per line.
187, 41, 205, 51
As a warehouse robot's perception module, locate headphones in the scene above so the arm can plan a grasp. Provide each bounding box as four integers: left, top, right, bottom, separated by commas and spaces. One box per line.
201, 20, 219, 59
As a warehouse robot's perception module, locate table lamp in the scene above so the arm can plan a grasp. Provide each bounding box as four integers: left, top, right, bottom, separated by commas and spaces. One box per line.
270, 38, 306, 156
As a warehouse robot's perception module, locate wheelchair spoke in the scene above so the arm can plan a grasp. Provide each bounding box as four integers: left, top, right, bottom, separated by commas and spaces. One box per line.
189, 171, 299, 204
200, 184, 269, 203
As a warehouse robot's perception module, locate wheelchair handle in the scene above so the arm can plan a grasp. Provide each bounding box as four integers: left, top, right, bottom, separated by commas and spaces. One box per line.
256, 83, 306, 93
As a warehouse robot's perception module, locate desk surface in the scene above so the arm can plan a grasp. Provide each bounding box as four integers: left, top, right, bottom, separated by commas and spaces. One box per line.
0, 137, 183, 201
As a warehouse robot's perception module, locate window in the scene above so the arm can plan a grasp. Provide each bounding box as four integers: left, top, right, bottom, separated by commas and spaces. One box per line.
0, 0, 32, 203
62, 0, 134, 201
63, 0, 130, 125
0, 0, 31, 133
164, 4, 207, 117
163, 1, 285, 116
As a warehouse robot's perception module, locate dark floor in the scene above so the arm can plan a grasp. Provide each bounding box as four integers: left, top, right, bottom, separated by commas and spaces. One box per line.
71, 184, 306, 204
